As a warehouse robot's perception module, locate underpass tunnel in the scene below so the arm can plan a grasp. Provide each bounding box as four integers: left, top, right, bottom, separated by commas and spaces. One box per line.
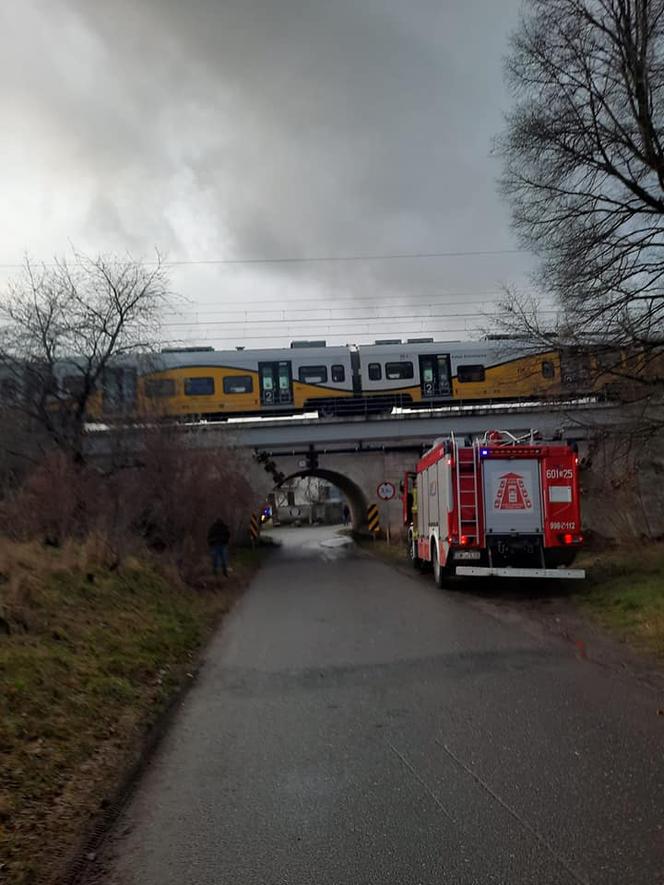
275, 468, 369, 532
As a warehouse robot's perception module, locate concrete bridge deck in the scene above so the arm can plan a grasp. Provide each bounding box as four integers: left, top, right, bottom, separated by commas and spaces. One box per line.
181, 399, 623, 451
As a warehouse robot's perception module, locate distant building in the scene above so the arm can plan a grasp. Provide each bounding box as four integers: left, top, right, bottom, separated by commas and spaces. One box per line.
271, 477, 345, 526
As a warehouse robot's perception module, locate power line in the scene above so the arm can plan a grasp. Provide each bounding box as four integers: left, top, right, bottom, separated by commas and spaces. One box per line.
163, 248, 526, 267
161, 309, 558, 328
164, 295, 544, 318
180, 290, 533, 307
162, 307, 557, 324
159, 328, 516, 345
0, 247, 525, 270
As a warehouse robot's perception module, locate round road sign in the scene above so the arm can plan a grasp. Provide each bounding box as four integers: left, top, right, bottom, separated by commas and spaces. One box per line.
377, 481, 396, 501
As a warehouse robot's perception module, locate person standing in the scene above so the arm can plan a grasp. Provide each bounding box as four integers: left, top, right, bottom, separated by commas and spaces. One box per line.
208, 517, 231, 577
342, 504, 350, 526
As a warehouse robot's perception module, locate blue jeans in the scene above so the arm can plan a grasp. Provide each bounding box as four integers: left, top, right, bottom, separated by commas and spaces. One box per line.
211, 544, 229, 576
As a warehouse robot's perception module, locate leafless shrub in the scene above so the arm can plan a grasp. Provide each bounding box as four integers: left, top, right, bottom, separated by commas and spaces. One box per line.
581, 427, 664, 539
0, 426, 270, 579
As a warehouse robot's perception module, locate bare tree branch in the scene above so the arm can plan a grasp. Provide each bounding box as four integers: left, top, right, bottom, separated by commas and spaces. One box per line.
497, 0, 664, 415
0, 250, 170, 461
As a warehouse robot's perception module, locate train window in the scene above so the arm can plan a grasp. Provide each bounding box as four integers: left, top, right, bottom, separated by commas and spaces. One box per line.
331, 364, 345, 383
368, 363, 382, 381
223, 375, 253, 394
385, 361, 414, 380
298, 366, 328, 384
278, 364, 291, 390
184, 377, 215, 396
541, 360, 555, 379
144, 378, 176, 398
457, 364, 485, 383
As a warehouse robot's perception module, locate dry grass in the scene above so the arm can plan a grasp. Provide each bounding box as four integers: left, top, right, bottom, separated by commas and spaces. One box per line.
355, 534, 410, 566
0, 538, 261, 885
574, 544, 664, 659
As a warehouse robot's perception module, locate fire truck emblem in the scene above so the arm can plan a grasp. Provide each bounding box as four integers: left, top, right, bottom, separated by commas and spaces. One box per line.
494, 472, 533, 511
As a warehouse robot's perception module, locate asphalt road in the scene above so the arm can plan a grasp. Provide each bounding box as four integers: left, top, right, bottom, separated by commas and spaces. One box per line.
95, 526, 663, 885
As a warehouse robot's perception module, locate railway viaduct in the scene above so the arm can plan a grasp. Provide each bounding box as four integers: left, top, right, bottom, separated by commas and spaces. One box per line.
89, 400, 626, 536
89, 402, 630, 533
238, 402, 623, 535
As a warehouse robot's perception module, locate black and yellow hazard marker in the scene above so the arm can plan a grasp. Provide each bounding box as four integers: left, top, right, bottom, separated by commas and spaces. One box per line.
367, 503, 380, 534
249, 513, 260, 541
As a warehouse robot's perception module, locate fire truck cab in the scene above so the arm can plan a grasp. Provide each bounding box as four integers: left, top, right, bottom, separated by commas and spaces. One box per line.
404, 430, 585, 585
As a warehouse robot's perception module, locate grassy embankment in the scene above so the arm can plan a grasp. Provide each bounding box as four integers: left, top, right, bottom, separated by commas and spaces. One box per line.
0, 540, 261, 885
574, 544, 664, 659
361, 534, 664, 659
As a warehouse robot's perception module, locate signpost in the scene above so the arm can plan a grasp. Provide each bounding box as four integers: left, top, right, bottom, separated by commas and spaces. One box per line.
367, 503, 380, 536
376, 481, 396, 501
249, 513, 259, 549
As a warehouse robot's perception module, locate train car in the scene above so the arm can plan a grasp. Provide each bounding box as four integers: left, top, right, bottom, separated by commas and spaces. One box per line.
43, 336, 616, 423
356, 339, 563, 410
133, 339, 565, 420
132, 344, 355, 420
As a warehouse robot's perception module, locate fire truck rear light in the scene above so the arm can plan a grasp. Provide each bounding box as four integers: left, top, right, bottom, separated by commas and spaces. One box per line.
563, 533, 574, 544
460, 535, 469, 545
560, 533, 583, 545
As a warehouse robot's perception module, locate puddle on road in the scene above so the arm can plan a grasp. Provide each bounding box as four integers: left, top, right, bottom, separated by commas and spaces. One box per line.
320, 537, 353, 549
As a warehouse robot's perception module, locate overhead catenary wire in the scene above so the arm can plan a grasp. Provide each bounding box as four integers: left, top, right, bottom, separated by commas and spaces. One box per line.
0, 247, 526, 270
160, 309, 559, 328
176, 289, 543, 309
158, 326, 542, 345
163, 296, 550, 319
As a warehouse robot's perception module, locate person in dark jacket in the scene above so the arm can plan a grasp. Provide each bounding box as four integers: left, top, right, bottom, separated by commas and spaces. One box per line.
208, 518, 231, 577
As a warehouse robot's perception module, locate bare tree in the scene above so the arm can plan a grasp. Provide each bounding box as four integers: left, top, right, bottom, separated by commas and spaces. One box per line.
0, 252, 169, 461
497, 0, 664, 383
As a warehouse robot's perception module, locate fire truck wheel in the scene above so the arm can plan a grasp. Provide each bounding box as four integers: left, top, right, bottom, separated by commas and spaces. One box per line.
432, 543, 447, 589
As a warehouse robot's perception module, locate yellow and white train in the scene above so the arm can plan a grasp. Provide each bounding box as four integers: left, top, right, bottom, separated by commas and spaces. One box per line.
50, 336, 623, 421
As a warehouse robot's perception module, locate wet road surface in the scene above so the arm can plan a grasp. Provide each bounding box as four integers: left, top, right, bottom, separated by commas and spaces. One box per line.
95, 526, 663, 885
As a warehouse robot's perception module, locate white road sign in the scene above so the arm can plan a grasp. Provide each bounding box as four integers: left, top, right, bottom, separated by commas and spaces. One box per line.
377, 481, 396, 501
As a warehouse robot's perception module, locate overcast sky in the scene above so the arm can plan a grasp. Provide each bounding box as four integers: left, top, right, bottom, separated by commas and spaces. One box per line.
0, 0, 537, 349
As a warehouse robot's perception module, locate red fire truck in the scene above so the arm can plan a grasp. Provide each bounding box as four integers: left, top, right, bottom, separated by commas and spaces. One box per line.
403, 430, 585, 584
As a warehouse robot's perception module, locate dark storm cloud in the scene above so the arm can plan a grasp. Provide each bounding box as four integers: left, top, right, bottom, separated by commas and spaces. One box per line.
0, 0, 533, 343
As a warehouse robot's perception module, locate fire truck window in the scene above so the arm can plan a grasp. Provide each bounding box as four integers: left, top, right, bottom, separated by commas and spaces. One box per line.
331, 364, 345, 383
385, 362, 414, 380
368, 363, 382, 381
298, 366, 328, 384
457, 364, 485, 383
223, 375, 253, 394
541, 360, 555, 379
184, 377, 215, 396
144, 378, 176, 398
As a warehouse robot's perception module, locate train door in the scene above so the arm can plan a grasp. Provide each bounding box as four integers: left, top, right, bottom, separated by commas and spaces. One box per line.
419, 354, 452, 399
102, 367, 137, 415
560, 349, 593, 392
258, 361, 293, 407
